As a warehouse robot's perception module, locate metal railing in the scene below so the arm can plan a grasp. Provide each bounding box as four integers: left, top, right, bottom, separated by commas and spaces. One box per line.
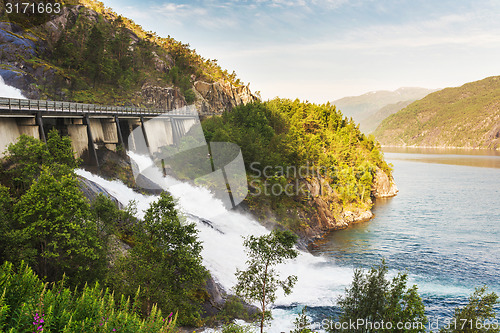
0, 97, 210, 117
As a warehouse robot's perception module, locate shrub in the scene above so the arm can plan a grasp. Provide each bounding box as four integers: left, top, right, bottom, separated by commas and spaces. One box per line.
330, 261, 427, 333
0, 261, 177, 333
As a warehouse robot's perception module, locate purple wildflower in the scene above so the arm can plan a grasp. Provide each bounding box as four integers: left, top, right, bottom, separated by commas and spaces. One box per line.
32, 313, 44, 333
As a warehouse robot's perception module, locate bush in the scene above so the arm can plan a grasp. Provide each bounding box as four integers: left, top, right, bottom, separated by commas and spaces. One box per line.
109, 192, 208, 326
0, 261, 177, 333
440, 287, 499, 333
221, 323, 255, 333
330, 261, 427, 333
13, 167, 106, 286
5, 129, 79, 194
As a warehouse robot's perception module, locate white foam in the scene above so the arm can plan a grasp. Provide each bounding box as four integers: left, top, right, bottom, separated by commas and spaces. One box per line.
0, 76, 25, 99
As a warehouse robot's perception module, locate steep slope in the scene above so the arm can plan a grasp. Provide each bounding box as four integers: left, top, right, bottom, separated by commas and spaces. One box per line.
0, 0, 257, 112
333, 87, 435, 133
373, 76, 500, 149
361, 100, 415, 133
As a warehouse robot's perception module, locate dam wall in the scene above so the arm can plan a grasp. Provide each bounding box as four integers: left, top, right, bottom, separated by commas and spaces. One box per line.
0, 117, 40, 156
0, 114, 199, 165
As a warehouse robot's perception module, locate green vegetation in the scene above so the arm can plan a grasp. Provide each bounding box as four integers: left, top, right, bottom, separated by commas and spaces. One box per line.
202, 99, 392, 230
324, 262, 499, 333
0, 261, 176, 333
0, 0, 243, 105
0, 132, 210, 327
330, 262, 427, 332
109, 193, 208, 326
290, 307, 313, 333
440, 287, 499, 333
221, 322, 255, 333
374, 76, 500, 149
235, 229, 299, 333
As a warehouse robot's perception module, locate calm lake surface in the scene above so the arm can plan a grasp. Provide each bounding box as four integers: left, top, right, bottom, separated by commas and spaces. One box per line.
311, 148, 500, 323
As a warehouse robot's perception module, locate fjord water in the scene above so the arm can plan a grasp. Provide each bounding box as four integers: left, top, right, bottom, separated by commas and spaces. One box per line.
311, 149, 500, 324
77, 150, 500, 331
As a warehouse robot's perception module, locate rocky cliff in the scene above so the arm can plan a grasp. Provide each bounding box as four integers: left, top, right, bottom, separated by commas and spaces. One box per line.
295, 167, 397, 245
0, 3, 258, 113
194, 80, 256, 114
241, 166, 398, 248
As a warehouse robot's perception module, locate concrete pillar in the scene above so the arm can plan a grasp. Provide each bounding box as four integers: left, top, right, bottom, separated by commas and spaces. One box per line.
171, 118, 180, 146
17, 117, 39, 138
36, 112, 46, 143
83, 115, 99, 167
0, 118, 21, 156
140, 116, 151, 155
115, 116, 125, 148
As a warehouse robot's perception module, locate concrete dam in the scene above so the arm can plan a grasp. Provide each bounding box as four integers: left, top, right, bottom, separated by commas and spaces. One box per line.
0, 97, 200, 167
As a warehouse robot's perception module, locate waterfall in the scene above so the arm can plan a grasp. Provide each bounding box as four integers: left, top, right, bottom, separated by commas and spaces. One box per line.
76, 153, 355, 332
0, 76, 25, 98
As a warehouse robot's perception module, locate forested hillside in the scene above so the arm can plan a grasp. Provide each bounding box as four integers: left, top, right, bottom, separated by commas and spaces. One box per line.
202, 99, 395, 240
0, 0, 257, 111
374, 76, 500, 149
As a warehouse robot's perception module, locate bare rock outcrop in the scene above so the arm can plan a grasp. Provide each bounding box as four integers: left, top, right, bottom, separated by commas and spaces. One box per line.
245, 167, 397, 247
140, 84, 187, 110
372, 168, 398, 198
194, 80, 259, 114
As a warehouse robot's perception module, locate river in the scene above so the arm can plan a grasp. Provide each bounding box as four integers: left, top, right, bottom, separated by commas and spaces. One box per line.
307, 148, 500, 329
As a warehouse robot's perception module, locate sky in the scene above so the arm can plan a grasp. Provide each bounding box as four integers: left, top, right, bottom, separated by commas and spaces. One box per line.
101, 0, 500, 102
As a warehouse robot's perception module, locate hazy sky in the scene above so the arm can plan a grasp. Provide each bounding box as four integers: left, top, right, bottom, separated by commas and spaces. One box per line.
102, 0, 500, 102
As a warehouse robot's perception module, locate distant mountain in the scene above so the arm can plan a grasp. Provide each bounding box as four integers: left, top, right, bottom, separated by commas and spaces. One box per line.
361, 100, 415, 134
373, 76, 500, 149
333, 87, 436, 134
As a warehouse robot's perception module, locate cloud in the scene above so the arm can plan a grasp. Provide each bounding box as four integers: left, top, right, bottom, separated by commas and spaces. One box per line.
222, 8, 500, 58
157, 3, 188, 12
144, 2, 239, 30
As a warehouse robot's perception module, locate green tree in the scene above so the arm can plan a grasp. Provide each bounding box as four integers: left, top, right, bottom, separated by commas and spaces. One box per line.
291, 306, 313, 333
46, 128, 80, 169
13, 167, 105, 286
84, 25, 106, 86
0, 185, 13, 262
331, 261, 427, 333
4, 130, 79, 194
5, 134, 49, 191
440, 287, 499, 333
111, 192, 208, 326
235, 229, 299, 333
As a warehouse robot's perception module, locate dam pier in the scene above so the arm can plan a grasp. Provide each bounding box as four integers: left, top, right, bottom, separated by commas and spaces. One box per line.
0, 97, 201, 166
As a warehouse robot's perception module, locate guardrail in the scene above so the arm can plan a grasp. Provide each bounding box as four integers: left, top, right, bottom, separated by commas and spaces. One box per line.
0, 97, 211, 117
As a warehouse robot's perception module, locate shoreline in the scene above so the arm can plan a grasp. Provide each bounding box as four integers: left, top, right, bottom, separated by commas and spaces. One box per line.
381, 144, 499, 151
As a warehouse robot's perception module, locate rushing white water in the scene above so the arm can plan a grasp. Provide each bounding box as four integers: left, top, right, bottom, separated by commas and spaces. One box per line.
76, 153, 355, 332
0, 76, 25, 98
